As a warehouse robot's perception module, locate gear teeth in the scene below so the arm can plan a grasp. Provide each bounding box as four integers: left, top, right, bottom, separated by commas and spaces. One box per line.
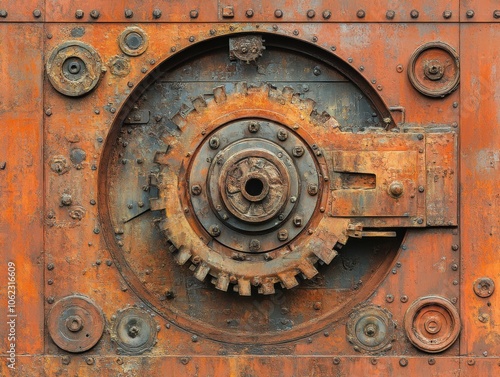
194, 263, 210, 281
311, 110, 331, 124
171, 112, 186, 130
237, 279, 251, 296
175, 247, 192, 265
298, 260, 319, 279
301, 98, 317, 114
258, 279, 275, 295
215, 273, 230, 291
235, 81, 248, 94
213, 86, 227, 103
282, 86, 295, 102
192, 96, 207, 111
312, 244, 338, 265
278, 272, 299, 289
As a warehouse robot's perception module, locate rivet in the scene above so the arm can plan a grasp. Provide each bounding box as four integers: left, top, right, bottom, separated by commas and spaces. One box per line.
323, 10, 332, 19
410, 10, 419, 19
451, 263, 458, 271
312, 36, 318, 43
400, 295, 408, 303
85, 357, 94, 365
75, 10, 84, 19
274, 9, 283, 18
331, 46, 336, 51
110, 107, 116, 113
170, 46, 176, 52
399, 358, 408, 367
494, 10, 500, 19
272, 24, 278, 31
467, 359, 475, 366
396, 64, 404, 73
90, 199, 96, 205
153, 9, 162, 19
191, 335, 198, 342
0, 10, 8, 18
417, 218, 424, 224
90, 10, 100, 19
377, 85, 383, 91
386, 294, 394, 303
93, 228, 100, 234
45, 108, 53, 116
33, 9, 42, 18
386, 10, 395, 20
466, 10, 475, 19
428, 358, 436, 365
333, 357, 340, 365
189, 36, 195, 42
453, 102, 459, 108
124, 9, 133, 18
61, 355, 70, 365
307, 9, 316, 18
452, 244, 459, 251
210, 29, 216, 35
371, 358, 378, 365
356, 10, 366, 18
245, 9, 254, 18
293, 29, 299, 36
47, 296, 55, 304
450, 297, 458, 304
443, 10, 452, 19
47, 263, 55, 271
190, 10, 199, 19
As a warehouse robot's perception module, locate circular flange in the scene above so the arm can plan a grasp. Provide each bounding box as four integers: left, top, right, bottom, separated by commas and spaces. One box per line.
118, 27, 149, 56
404, 295, 461, 353
46, 41, 103, 97
110, 307, 158, 355
346, 304, 396, 354
473, 277, 495, 298
47, 295, 105, 353
408, 42, 460, 98
153, 84, 351, 295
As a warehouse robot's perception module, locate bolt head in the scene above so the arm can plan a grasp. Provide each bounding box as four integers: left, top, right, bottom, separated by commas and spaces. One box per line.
191, 185, 202, 196
386, 10, 396, 20
292, 146, 305, 157
277, 129, 288, 141
90, 10, 100, 19
307, 183, 319, 196
466, 10, 475, 18
293, 216, 303, 227
389, 182, 404, 197
277, 229, 289, 241
322, 10, 332, 19
209, 136, 220, 149
245, 9, 254, 18
443, 10, 452, 19
248, 122, 260, 133
209, 225, 221, 237
249, 239, 261, 252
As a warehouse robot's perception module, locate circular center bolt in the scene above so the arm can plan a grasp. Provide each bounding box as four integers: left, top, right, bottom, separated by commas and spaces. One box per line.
127, 325, 140, 338
68, 61, 81, 74
424, 317, 442, 335
241, 175, 269, 202
389, 181, 404, 197
364, 323, 378, 338
424, 60, 445, 81
125, 32, 144, 50
65, 315, 84, 332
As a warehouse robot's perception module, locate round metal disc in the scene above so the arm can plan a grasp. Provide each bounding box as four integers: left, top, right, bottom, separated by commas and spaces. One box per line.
346, 304, 396, 353
408, 42, 460, 98
118, 27, 149, 56
46, 41, 103, 97
404, 295, 461, 353
47, 295, 105, 353
111, 307, 158, 355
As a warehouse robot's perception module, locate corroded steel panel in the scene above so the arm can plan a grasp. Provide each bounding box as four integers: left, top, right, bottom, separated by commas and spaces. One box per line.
0, 1, 500, 376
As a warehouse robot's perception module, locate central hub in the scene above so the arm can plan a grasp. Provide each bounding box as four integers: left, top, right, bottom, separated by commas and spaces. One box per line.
218, 148, 290, 223
188, 118, 319, 253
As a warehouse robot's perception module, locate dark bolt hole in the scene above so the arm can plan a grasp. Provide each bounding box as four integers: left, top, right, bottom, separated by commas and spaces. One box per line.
69, 62, 81, 74
245, 178, 264, 197
125, 32, 143, 50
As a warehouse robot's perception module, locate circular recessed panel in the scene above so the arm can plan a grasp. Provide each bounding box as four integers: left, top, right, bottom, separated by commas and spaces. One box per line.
111, 307, 158, 355
346, 304, 396, 354
408, 42, 460, 97
47, 295, 105, 353
119, 27, 149, 56
404, 295, 461, 353
46, 41, 103, 97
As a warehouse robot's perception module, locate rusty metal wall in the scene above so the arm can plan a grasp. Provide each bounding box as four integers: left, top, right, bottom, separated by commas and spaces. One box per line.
0, 1, 499, 376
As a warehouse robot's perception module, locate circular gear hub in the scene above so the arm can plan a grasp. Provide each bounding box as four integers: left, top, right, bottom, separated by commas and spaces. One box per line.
404, 295, 461, 353
153, 83, 351, 295
47, 295, 105, 353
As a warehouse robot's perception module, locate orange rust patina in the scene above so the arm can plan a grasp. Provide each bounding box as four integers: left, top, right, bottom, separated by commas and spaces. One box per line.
0, 1, 499, 376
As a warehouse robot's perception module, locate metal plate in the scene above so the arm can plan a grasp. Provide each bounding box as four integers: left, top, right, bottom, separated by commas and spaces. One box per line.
408, 42, 460, 98
404, 296, 461, 353
47, 295, 105, 353
46, 40, 103, 97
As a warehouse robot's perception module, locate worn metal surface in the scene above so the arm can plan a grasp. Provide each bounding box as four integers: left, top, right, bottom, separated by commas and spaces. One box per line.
0, 1, 499, 376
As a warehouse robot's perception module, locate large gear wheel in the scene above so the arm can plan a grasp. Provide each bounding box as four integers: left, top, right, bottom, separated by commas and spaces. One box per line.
150, 83, 351, 295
